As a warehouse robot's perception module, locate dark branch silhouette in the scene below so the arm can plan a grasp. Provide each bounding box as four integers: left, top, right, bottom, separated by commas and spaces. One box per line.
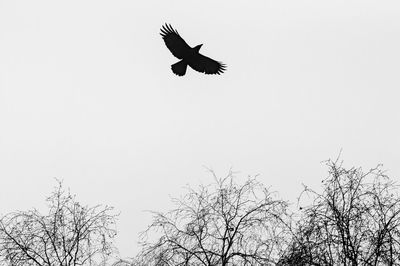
138, 170, 291, 265
160, 24, 226, 76
0, 180, 118, 266
279, 159, 400, 265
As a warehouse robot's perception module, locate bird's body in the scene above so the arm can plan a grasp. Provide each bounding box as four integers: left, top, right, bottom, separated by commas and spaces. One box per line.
160, 24, 226, 76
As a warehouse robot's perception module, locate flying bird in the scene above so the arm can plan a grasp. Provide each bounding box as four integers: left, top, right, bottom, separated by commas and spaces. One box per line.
160, 24, 226, 76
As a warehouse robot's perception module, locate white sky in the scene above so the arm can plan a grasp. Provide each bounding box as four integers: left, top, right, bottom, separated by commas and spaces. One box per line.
1, 0, 399, 258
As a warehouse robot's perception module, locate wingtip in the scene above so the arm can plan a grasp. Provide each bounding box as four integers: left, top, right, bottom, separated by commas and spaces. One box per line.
160, 23, 179, 36
218, 62, 227, 74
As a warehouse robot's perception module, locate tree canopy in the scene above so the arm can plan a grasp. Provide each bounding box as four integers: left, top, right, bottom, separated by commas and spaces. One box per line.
0, 180, 118, 266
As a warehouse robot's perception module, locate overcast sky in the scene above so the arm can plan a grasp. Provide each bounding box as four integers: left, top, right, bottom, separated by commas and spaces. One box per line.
1, 0, 399, 258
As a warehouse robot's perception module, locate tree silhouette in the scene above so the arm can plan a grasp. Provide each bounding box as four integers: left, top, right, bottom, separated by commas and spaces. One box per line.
0, 180, 118, 266
279, 159, 400, 265
138, 170, 291, 265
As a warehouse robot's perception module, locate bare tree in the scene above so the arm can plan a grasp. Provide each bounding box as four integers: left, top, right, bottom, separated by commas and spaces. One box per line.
0, 180, 118, 266
279, 159, 400, 266
138, 170, 291, 266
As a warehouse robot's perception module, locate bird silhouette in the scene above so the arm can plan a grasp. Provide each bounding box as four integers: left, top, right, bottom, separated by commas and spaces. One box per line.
160, 24, 226, 76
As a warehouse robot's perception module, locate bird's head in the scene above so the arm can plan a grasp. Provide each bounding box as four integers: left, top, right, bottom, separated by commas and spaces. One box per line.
193, 44, 203, 52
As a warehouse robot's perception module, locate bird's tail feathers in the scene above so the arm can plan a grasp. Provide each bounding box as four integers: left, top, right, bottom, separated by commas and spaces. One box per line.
171, 60, 187, 76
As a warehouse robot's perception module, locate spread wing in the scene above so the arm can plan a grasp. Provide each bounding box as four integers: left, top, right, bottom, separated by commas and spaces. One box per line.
188, 54, 226, 75
160, 24, 191, 59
